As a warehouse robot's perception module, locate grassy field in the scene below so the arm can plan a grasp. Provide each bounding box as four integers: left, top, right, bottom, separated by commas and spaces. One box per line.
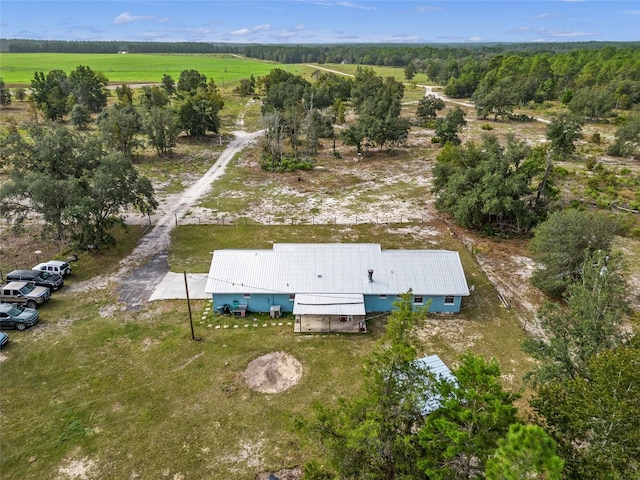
0, 52, 315, 87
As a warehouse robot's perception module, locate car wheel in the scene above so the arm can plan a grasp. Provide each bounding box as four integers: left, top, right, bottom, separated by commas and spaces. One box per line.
16, 323, 26, 331
26, 300, 37, 309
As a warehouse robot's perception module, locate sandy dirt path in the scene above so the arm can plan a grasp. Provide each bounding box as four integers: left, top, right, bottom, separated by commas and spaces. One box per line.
67, 130, 264, 309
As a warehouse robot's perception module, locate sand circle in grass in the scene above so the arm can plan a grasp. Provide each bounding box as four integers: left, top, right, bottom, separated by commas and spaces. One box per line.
244, 351, 303, 393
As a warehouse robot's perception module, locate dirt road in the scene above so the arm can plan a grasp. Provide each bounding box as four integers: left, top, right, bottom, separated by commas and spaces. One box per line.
91, 130, 263, 309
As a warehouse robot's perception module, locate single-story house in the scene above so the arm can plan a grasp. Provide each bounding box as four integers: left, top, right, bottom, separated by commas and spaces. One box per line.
204, 243, 470, 333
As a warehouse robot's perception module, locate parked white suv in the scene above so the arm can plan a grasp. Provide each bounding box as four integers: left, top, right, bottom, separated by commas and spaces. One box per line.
33, 260, 72, 277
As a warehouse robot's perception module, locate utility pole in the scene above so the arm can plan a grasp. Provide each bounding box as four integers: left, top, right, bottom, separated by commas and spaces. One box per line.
183, 271, 200, 341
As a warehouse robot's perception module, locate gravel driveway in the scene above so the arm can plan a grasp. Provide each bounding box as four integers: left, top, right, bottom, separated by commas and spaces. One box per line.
116, 130, 264, 309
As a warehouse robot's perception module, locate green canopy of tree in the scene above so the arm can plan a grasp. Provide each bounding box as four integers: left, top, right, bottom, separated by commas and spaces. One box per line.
143, 106, 180, 156
417, 352, 519, 479
176, 69, 207, 93
567, 86, 616, 121
68, 65, 108, 112
97, 104, 143, 158
233, 75, 256, 97
161, 74, 176, 96
404, 62, 417, 81
472, 72, 518, 121
546, 114, 583, 157
68, 152, 157, 247
30, 69, 71, 121
529, 209, 621, 297
349, 67, 409, 151
70, 103, 91, 130
174, 79, 224, 137
531, 338, 640, 479
416, 94, 445, 121
607, 114, 640, 159
309, 70, 352, 109
523, 251, 630, 383
30, 66, 108, 120
115, 83, 134, 106
0, 79, 12, 107
485, 424, 564, 480
0, 123, 157, 248
139, 85, 171, 110
432, 134, 554, 234
433, 106, 467, 145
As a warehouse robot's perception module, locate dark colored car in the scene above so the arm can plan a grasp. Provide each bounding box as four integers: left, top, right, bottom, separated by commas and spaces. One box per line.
6, 269, 64, 291
0, 303, 40, 330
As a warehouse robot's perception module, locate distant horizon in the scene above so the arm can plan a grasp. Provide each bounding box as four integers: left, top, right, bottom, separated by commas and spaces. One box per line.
2, 1, 639, 45
4, 38, 640, 47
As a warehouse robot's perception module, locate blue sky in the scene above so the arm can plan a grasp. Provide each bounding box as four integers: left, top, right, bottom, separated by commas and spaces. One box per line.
1, 1, 639, 44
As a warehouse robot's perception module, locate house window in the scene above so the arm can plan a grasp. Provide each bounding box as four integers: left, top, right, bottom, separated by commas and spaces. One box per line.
379, 294, 387, 299
289, 294, 295, 302
414, 295, 424, 304
444, 295, 455, 305
243, 293, 251, 298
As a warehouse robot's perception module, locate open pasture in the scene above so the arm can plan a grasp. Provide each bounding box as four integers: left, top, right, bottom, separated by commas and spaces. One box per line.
0, 52, 312, 87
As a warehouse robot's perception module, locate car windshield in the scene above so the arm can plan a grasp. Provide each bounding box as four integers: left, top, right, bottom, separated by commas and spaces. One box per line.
8, 305, 23, 316
40, 272, 50, 279
18, 284, 34, 294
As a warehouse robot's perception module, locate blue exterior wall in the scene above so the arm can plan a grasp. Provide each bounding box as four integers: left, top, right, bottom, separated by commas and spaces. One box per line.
212, 293, 463, 314
364, 294, 462, 313
425, 295, 462, 313
213, 293, 295, 314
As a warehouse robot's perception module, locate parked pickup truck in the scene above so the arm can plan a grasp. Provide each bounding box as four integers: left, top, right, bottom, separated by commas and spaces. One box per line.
0, 281, 50, 309
6, 269, 63, 291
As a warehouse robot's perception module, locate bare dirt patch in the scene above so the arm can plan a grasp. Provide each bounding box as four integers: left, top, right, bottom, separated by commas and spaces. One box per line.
56, 455, 96, 480
243, 351, 303, 394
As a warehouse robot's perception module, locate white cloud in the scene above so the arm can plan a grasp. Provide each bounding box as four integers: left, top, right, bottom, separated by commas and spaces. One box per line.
384, 35, 421, 42
113, 12, 155, 25
253, 24, 272, 31
549, 31, 599, 38
335, 1, 376, 10
231, 24, 271, 36
535, 27, 599, 38
508, 26, 533, 33
533, 12, 559, 20
416, 6, 443, 14
279, 31, 300, 38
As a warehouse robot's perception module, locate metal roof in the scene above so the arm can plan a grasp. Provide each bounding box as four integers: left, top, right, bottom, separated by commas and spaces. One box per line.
293, 293, 365, 316
205, 243, 469, 297
414, 354, 457, 414
414, 355, 456, 384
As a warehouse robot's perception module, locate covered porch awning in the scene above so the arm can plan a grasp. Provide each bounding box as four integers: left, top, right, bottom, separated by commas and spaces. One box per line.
293, 293, 365, 316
